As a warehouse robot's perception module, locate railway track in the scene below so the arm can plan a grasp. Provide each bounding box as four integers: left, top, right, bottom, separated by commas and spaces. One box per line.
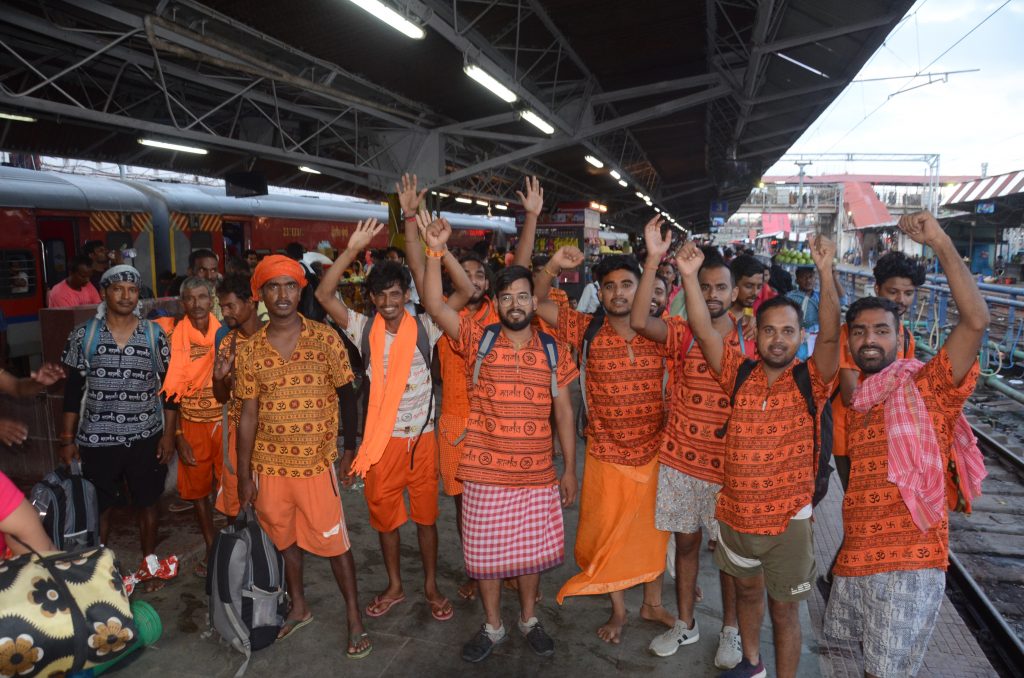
947, 424, 1024, 675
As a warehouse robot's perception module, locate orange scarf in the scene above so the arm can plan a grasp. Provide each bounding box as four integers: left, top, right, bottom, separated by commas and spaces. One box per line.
160, 314, 221, 400
351, 312, 418, 477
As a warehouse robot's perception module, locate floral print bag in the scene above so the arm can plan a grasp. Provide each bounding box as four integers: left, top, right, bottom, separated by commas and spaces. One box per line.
0, 543, 137, 677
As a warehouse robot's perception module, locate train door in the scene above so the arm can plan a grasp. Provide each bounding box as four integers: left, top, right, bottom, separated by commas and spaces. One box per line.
222, 220, 248, 263
36, 217, 79, 291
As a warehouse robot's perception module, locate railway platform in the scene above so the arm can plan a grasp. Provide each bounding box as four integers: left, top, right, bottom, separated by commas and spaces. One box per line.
90, 443, 999, 677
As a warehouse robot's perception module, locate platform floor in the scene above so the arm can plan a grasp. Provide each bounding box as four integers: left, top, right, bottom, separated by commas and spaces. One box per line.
106, 447, 997, 677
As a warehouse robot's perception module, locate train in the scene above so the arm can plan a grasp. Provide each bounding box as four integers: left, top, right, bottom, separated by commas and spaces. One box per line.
0, 166, 516, 360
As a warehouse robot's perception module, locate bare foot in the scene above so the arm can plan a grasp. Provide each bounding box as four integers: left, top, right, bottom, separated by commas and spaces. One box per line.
639, 602, 676, 628
458, 579, 478, 600
597, 610, 627, 644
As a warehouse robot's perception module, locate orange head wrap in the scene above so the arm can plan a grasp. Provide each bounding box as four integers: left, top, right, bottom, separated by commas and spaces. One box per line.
251, 255, 307, 299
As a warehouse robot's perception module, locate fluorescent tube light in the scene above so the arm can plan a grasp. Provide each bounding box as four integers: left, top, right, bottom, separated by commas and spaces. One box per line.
521, 110, 554, 134
344, 0, 425, 39
298, 165, 321, 174
0, 112, 36, 122
138, 138, 208, 155
475, 199, 488, 207
465, 64, 517, 103
584, 155, 604, 169
609, 170, 621, 180
495, 203, 508, 211
635, 191, 647, 200
617, 179, 628, 187
455, 196, 473, 204
438, 192, 450, 198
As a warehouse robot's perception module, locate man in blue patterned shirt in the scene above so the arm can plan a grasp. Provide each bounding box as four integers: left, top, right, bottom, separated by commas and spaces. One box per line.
59, 266, 175, 585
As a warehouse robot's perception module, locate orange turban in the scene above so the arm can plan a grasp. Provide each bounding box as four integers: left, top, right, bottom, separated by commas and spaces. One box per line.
251, 255, 307, 299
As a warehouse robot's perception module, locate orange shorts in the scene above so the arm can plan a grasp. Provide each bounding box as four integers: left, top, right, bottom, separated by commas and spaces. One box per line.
253, 468, 350, 557
436, 413, 467, 496
364, 433, 439, 532
215, 421, 239, 517
177, 419, 223, 501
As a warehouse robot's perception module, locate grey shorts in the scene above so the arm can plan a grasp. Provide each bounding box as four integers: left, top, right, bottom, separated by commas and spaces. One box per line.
714, 518, 816, 602
655, 465, 720, 538
824, 568, 944, 678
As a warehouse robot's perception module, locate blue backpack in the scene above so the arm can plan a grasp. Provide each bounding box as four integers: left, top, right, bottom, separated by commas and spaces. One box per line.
472, 323, 560, 397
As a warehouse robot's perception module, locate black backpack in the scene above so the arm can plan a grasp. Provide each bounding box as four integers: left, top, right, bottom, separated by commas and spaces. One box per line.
29, 459, 100, 550
716, 360, 834, 506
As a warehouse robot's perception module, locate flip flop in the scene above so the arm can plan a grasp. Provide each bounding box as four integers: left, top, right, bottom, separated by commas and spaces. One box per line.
365, 593, 406, 618
277, 615, 313, 641
427, 597, 454, 621
347, 632, 373, 660
457, 580, 477, 600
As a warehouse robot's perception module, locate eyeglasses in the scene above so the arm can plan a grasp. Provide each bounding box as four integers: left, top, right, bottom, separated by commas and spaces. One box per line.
497, 292, 532, 307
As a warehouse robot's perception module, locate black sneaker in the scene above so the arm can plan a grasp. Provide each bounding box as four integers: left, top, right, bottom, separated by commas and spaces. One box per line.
522, 621, 555, 657
461, 625, 507, 663
816, 574, 833, 602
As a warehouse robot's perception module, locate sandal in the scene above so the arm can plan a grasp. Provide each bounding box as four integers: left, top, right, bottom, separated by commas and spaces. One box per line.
365, 593, 406, 618
277, 615, 314, 641
347, 631, 372, 660
427, 596, 453, 621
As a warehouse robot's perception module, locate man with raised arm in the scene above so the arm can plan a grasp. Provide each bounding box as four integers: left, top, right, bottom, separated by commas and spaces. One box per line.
529, 244, 674, 645
314, 218, 466, 625
419, 216, 578, 664
630, 220, 758, 669
824, 212, 988, 678
235, 255, 369, 658
680, 232, 840, 678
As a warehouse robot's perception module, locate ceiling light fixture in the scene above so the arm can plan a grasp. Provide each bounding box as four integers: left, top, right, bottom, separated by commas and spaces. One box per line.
455, 196, 473, 204
495, 203, 508, 211
344, 0, 425, 39
138, 138, 208, 155
475, 199, 488, 207
465, 64, 517, 103
438, 192, 450, 198
609, 170, 621, 180
298, 165, 321, 174
0, 112, 36, 122
520, 110, 554, 134
584, 155, 604, 169
617, 179, 628, 187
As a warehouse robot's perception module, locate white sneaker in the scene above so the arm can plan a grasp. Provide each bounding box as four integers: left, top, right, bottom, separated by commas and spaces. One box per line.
648, 618, 700, 657
715, 626, 743, 669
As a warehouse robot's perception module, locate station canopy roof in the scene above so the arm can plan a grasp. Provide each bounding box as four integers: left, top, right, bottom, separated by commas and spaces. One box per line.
0, 0, 914, 231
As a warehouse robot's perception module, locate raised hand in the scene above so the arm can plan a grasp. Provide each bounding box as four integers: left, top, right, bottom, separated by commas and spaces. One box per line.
415, 212, 453, 250
898, 211, 943, 246
809, 233, 836, 270
0, 419, 28, 446
31, 363, 65, 387
346, 218, 384, 253
674, 240, 704, 278
550, 245, 584, 271
515, 176, 544, 216
643, 215, 670, 262
396, 173, 427, 216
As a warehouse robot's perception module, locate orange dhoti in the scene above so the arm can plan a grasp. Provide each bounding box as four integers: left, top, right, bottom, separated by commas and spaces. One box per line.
214, 420, 239, 517
177, 418, 224, 501
556, 449, 668, 603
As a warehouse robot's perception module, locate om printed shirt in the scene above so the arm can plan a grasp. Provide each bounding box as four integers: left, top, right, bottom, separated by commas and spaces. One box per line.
659, 315, 756, 484
235, 317, 353, 478
555, 305, 665, 466
217, 328, 260, 428
835, 349, 978, 577
449, 315, 578, 487
714, 343, 836, 535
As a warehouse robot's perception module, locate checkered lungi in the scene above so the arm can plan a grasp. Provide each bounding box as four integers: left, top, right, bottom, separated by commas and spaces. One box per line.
461, 481, 564, 580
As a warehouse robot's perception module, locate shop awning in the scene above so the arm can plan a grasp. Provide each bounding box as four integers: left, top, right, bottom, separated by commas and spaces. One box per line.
843, 181, 892, 230
943, 170, 1024, 206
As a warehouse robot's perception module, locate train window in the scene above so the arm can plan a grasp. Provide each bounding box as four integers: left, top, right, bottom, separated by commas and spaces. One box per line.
0, 250, 37, 298
42, 238, 68, 288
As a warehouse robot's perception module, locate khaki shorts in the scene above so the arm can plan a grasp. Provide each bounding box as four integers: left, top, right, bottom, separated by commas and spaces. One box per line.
714, 518, 816, 602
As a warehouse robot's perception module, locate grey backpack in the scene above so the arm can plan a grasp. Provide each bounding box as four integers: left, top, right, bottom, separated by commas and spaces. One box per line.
206, 507, 286, 677
30, 459, 100, 550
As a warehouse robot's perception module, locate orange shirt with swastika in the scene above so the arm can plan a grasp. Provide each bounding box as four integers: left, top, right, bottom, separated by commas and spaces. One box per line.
234, 317, 353, 478
659, 315, 757, 484
835, 349, 978, 577
556, 305, 665, 466
438, 298, 499, 420
449, 315, 578, 487
833, 322, 916, 458
714, 343, 836, 535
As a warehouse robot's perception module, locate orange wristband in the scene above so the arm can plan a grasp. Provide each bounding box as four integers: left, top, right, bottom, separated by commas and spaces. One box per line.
425, 247, 445, 259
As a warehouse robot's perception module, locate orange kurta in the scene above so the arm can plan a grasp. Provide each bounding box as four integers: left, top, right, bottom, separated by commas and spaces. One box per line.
556, 447, 668, 602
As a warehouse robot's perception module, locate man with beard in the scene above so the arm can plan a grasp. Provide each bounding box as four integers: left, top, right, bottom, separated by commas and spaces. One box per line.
235, 255, 370, 657
680, 232, 840, 678
420, 218, 578, 664
728, 255, 767, 336
59, 265, 174, 591
824, 212, 987, 678
315, 218, 462, 626
528, 245, 674, 645
631, 224, 756, 669
211, 273, 264, 519
162, 277, 223, 576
